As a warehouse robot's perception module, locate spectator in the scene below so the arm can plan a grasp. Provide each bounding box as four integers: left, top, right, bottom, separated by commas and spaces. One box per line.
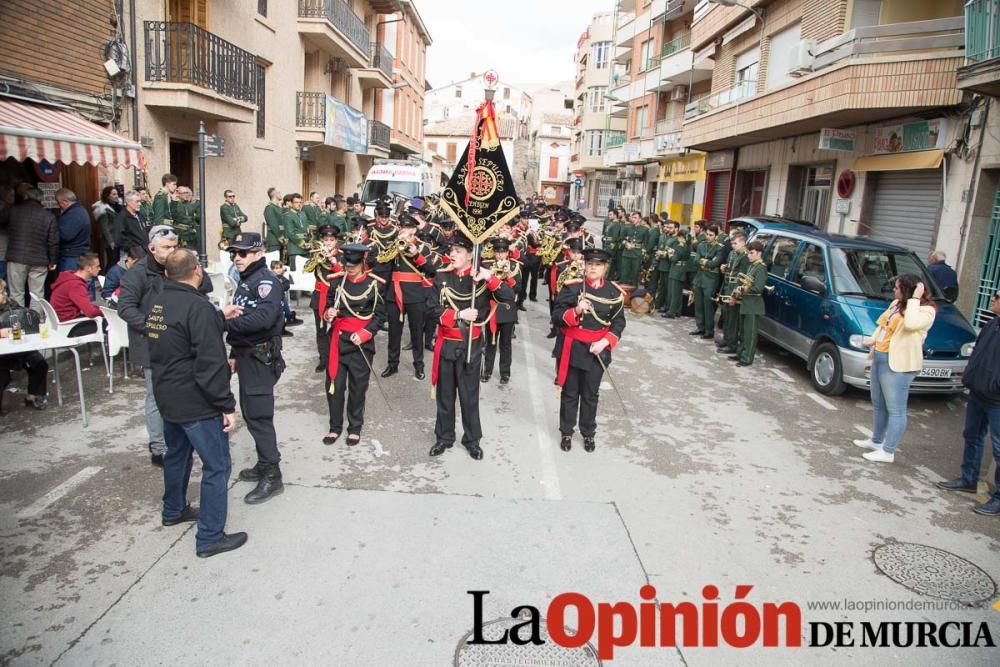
118, 225, 212, 468
136, 186, 153, 225
148, 248, 245, 558
0, 184, 15, 284
93, 186, 122, 266
936, 288, 1000, 516
116, 191, 147, 256
55, 189, 94, 295
0, 278, 49, 411
927, 250, 959, 300
853, 274, 937, 464
102, 245, 145, 303
50, 251, 102, 336
4, 188, 58, 313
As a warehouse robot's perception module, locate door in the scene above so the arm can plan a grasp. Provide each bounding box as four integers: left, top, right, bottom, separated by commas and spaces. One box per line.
764, 235, 802, 327
786, 242, 831, 350
973, 186, 1000, 328
597, 180, 616, 217
865, 169, 941, 257
168, 140, 194, 190
735, 169, 766, 216
167, 0, 208, 26
797, 165, 833, 227
705, 171, 731, 225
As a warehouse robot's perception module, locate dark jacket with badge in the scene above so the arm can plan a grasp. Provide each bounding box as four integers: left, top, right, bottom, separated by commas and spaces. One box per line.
146, 281, 236, 423
225, 258, 285, 349
118, 252, 213, 366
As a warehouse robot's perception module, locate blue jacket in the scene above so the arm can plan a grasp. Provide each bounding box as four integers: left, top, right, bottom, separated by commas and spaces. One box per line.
58, 202, 92, 259
102, 261, 128, 299
927, 261, 958, 292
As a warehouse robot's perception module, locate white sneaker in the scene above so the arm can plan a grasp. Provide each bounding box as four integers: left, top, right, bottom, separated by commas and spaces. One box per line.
863, 449, 894, 463
853, 438, 880, 450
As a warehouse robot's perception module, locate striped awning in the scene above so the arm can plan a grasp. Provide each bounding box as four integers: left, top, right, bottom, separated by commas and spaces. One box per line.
0, 98, 143, 168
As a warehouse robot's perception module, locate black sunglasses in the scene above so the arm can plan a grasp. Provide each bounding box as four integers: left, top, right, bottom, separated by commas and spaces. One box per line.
229, 249, 256, 258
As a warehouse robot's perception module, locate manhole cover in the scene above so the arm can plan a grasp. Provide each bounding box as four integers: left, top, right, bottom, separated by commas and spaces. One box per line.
455, 616, 601, 666
872, 542, 996, 605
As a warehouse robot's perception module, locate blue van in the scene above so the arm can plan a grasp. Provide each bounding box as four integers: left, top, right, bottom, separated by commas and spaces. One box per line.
733, 219, 977, 395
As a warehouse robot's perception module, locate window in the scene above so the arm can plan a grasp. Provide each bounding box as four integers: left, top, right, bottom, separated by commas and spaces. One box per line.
640, 39, 655, 71
257, 0, 267, 17
255, 62, 266, 138
428, 142, 438, 153
635, 105, 648, 136
585, 130, 604, 156
734, 47, 760, 100
793, 244, 826, 285
587, 86, 607, 113
503, 87, 510, 99
455, 86, 462, 98
765, 22, 801, 90
548, 156, 559, 179
767, 236, 801, 279
829, 248, 940, 299
593, 41, 610, 69
851, 0, 882, 29
446, 142, 457, 162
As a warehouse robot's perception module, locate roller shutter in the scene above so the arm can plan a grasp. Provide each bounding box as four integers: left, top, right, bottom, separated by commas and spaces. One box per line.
867, 169, 941, 257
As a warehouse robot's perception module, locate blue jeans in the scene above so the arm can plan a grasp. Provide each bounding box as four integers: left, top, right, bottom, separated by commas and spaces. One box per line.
959, 393, 1000, 501
282, 292, 292, 319
869, 351, 918, 453
162, 417, 232, 551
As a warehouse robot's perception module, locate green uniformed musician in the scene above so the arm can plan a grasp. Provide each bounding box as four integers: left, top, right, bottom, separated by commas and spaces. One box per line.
642, 215, 661, 295
665, 226, 690, 318
303, 192, 323, 242
654, 219, 679, 315
152, 173, 177, 226
686, 220, 707, 293
691, 223, 724, 339
732, 240, 768, 367
170, 186, 201, 249
616, 211, 646, 285
263, 187, 285, 254
717, 230, 748, 354
220, 189, 247, 246
284, 193, 310, 262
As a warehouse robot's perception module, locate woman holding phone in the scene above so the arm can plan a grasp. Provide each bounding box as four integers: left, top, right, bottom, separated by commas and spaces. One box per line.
854, 274, 937, 463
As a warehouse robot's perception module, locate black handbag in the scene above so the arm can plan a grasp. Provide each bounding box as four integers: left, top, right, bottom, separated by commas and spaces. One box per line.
0, 306, 42, 334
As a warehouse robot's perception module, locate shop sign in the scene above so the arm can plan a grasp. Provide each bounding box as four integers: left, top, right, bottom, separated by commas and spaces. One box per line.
874, 118, 948, 154
818, 128, 855, 152
705, 149, 735, 171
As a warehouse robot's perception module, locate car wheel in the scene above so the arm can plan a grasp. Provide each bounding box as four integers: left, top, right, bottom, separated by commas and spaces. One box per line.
810, 342, 847, 396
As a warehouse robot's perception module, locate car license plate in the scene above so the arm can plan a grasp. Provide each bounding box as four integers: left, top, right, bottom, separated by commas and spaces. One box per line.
919, 368, 952, 378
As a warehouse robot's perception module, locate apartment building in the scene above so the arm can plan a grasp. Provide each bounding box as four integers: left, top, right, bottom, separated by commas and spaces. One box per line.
569, 12, 628, 217
382, 0, 431, 159
425, 74, 533, 136
536, 113, 574, 204
423, 113, 519, 185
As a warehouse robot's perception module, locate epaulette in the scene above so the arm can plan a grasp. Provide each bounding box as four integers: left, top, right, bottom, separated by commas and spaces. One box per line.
366, 271, 386, 284
610, 281, 629, 296
327, 271, 345, 280
564, 279, 583, 286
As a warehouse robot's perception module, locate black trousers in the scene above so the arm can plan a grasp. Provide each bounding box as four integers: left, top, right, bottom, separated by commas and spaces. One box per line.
423, 309, 436, 349
235, 355, 280, 466
483, 322, 514, 378
313, 307, 330, 367
386, 300, 425, 369
326, 348, 371, 434
0, 351, 48, 408
435, 347, 482, 447
519, 257, 539, 303
559, 363, 603, 437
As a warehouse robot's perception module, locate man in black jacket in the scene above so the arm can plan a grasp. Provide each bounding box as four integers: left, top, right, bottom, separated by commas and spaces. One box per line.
147, 249, 246, 558
937, 290, 1000, 516
119, 225, 212, 467
2, 188, 58, 313
116, 191, 147, 257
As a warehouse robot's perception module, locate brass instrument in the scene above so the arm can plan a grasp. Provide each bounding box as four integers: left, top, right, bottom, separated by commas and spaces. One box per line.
537, 232, 563, 265
555, 258, 584, 293
375, 237, 402, 263
492, 259, 512, 280
730, 271, 775, 303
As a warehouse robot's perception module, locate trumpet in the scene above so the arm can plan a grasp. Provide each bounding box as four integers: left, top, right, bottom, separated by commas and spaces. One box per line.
556, 258, 584, 293
493, 259, 512, 280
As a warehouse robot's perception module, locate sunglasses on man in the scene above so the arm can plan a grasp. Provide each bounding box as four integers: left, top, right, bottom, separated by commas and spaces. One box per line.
229, 249, 257, 258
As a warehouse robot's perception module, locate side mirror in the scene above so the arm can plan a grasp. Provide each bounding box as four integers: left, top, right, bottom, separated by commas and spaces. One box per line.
800, 275, 827, 296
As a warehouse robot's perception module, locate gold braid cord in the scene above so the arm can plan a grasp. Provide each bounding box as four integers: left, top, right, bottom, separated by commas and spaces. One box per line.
440, 284, 491, 326
336, 281, 380, 319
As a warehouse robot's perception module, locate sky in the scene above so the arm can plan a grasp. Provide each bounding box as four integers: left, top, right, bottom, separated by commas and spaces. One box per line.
417, 0, 616, 90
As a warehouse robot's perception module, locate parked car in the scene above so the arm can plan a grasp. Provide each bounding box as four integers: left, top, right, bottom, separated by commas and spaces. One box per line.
736, 220, 977, 395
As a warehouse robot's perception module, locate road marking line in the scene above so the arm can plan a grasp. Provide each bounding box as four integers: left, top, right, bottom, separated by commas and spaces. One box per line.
807, 393, 837, 411
519, 317, 563, 500
854, 424, 873, 437
18, 466, 102, 519
768, 368, 793, 382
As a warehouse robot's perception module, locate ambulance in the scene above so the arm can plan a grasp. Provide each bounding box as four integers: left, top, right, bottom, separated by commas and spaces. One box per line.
360, 159, 434, 214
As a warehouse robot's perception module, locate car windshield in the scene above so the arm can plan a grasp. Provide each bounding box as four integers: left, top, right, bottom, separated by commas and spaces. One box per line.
360, 180, 420, 203
829, 248, 944, 300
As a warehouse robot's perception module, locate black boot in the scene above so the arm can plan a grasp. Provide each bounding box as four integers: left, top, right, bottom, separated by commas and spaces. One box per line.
380, 365, 398, 378
560, 435, 572, 452
244, 465, 284, 504
583, 436, 596, 452
238, 462, 262, 482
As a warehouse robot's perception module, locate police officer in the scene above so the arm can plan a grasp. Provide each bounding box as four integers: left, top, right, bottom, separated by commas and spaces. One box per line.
222, 232, 287, 504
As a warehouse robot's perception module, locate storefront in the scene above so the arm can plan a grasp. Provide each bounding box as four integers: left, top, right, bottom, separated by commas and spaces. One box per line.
703, 149, 735, 226
656, 153, 706, 224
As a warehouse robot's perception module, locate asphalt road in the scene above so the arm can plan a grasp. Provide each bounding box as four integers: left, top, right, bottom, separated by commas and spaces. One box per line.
1, 280, 998, 666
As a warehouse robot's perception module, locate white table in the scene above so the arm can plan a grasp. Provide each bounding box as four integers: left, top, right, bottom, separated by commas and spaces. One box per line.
0, 332, 88, 426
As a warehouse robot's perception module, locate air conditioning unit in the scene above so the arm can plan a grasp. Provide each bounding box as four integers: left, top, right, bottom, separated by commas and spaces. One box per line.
670, 85, 688, 102
787, 39, 817, 77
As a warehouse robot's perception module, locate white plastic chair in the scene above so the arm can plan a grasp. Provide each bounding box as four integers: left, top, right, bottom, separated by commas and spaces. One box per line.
100, 306, 129, 393
31, 293, 109, 395
206, 271, 230, 307
264, 250, 280, 266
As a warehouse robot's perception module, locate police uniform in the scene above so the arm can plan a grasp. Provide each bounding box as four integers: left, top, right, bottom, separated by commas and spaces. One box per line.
481, 238, 522, 384
225, 233, 287, 504
383, 213, 437, 380
427, 235, 515, 459
324, 244, 386, 444
552, 248, 626, 451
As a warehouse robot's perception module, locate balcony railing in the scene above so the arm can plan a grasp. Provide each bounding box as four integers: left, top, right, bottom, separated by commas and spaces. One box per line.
371, 42, 393, 78
605, 132, 627, 148
369, 119, 390, 150
609, 75, 631, 91
143, 21, 257, 103
658, 33, 691, 60
298, 0, 370, 55
656, 117, 682, 134
966, 0, 1000, 62
684, 79, 757, 120
811, 16, 964, 70
296, 91, 327, 127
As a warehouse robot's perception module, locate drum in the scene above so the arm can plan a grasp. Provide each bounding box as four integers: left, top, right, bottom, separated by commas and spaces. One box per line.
617, 283, 636, 307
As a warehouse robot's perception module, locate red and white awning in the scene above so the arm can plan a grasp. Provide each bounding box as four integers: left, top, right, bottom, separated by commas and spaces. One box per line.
0, 98, 143, 168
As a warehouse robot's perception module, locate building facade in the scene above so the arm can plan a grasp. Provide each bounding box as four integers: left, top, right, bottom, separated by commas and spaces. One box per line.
383, 0, 431, 159
535, 113, 573, 204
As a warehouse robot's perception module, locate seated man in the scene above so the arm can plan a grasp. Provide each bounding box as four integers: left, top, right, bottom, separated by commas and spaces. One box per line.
50, 251, 103, 336
0, 278, 49, 411
102, 245, 144, 304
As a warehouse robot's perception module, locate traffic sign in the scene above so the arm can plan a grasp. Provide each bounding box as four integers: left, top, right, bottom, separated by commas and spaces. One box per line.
574, 178, 582, 186
202, 134, 225, 158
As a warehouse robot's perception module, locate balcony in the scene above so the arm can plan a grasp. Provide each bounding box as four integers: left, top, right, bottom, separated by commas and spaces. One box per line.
683, 16, 965, 151
142, 21, 257, 123
959, 0, 1000, 96
358, 42, 393, 89
369, 119, 390, 155
605, 132, 627, 149
297, 0, 371, 69
295, 91, 370, 153
656, 117, 682, 135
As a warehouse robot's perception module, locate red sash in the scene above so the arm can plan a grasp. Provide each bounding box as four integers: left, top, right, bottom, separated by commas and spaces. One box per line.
392, 271, 431, 318
557, 326, 609, 387
316, 280, 330, 315
327, 317, 369, 381
431, 325, 481, 387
